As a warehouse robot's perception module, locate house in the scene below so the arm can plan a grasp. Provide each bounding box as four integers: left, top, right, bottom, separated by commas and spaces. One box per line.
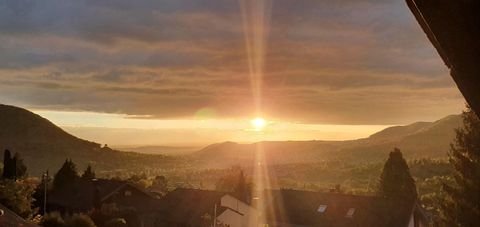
47, 178, 161, 227
0, 203, 39, 227
156, 188, 258, 227
262, 189, 429, 227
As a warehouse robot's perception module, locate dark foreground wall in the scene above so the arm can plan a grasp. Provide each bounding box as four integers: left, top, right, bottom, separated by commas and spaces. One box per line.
407, 0, 480, 115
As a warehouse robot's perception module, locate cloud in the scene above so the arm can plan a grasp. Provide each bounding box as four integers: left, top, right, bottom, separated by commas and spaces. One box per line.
0, 0, 465, 124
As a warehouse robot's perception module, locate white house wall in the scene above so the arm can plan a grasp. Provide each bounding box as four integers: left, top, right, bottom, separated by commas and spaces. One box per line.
220, 195, 259, 227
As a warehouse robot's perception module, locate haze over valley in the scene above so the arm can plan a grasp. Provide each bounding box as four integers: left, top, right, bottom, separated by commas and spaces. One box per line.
0, 104, 461, 175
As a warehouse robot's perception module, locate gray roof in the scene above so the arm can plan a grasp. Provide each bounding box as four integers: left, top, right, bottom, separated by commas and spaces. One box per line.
157, 188, 226, 225
0, 203, 39, 227
263, 189, 420, 227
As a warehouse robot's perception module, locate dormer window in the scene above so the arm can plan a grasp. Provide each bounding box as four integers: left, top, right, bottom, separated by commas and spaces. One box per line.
124, 190, 132, 196
317, 205, 327, 213
346, 208, 355, 218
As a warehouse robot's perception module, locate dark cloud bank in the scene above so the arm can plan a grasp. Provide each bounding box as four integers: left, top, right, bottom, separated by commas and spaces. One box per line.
0, 0, 464, 124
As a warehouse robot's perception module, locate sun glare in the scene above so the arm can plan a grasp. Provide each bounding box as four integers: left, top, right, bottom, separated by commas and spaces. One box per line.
251, 117, 267, 130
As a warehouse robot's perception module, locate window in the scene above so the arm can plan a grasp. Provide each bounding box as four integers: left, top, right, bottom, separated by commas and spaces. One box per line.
124, 190, 132, 196
346, 208, 355, 218
317, 205, 327, 213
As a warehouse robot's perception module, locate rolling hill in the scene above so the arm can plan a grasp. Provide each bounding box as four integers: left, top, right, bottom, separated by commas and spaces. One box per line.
0, 104, 174, 176
193, 114, 463, 168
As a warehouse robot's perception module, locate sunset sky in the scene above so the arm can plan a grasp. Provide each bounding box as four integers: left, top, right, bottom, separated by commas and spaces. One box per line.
0, 0, 465, 146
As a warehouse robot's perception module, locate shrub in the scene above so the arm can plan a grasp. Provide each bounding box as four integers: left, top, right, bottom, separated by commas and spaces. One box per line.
41, 212, 65, 227
105, 218, 128, 227
65, 214, 96, 227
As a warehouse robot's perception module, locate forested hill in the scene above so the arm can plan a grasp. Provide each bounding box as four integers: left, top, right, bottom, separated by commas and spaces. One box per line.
193, 114, 463, 168
0, 104, 172, 176
366, 114, 461, 144
0, 104, 99, 149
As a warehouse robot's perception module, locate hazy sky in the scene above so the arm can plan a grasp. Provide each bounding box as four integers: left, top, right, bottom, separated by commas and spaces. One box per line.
0, 0, 465, 145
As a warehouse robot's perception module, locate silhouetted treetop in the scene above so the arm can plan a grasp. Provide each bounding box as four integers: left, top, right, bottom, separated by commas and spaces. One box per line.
378, 148, 417, 200
81, 165, 96, 180
53, 159, 79, 190
2, 149, 27, 180
2, 149, 14, 179
234, 170, 249, 203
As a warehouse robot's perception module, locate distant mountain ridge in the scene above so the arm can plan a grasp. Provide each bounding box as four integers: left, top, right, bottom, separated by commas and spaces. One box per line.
367, 115, 460, 142
114, 145, 199, 156
367, 122, 432, 142
193, 114, 463, 167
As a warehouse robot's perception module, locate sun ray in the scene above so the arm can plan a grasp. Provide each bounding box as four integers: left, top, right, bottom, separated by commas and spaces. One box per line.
239, 1, 277, 224
240, 0, 273, 116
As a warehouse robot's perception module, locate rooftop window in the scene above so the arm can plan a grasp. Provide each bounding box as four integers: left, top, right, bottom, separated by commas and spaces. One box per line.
346, 208, 355, 218
317, 205, 327, 213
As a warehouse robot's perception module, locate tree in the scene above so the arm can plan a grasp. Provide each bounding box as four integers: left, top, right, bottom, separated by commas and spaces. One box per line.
378, 148, 417, 200
13, 152, 27, 179
2, 150, 28, 180
127, 174, 151, 189
2, 149, 14, 179
53, 159, 79, 190
42, 212, 66, 227
234, 170, 248, 202
216, 167, 244, 193
81, 165, 96, 180
105, 218, 128, 227
150, 176, 168, 194
65, 214, 97, 227
440, 107, 480, 226
0, 179, 36, 218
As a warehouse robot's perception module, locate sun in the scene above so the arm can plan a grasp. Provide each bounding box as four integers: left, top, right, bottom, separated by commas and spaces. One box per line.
251, 117, 267, 131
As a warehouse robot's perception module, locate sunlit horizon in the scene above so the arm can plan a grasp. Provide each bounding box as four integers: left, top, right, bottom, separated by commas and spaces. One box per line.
31, 109, 394, 147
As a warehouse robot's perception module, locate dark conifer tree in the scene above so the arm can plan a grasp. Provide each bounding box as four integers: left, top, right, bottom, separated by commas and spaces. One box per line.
13, 152, 27, 179
440, 107, 480, 226
53, 159, 79, 190
2, 149, 14, 179
378, 148, 417, 200
234, 170, 248, 203
81, 165, 96, 180
2, 150, 27, 179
